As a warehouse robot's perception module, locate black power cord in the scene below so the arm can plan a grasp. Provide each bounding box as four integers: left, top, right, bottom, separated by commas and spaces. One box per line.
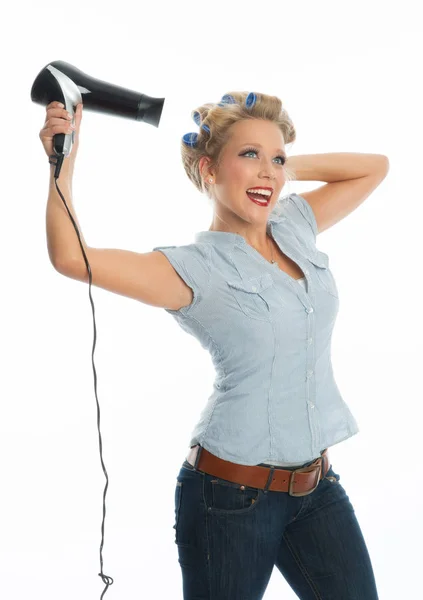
49, 153, 114, 598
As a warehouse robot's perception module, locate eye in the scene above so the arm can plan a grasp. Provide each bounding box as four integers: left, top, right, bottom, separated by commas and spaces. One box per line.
241, 147, 286, 166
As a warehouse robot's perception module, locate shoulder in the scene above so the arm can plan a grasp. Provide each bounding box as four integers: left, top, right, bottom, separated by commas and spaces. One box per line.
270, 192, 318, 243
152, 241, 212, 316
153, 241, 211, 264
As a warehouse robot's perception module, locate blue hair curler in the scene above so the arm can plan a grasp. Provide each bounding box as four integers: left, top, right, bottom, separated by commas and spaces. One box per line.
182, 132, 199, 147
245, 92, 257, 108
220, 94, 237, 104
192, 111, 201, 126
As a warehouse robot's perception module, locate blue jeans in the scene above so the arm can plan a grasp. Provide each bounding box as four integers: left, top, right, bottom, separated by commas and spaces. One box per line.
173, 456, 379, 599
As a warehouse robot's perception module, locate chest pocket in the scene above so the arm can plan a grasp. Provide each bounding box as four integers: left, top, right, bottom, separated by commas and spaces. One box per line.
226, 272, 286, 321
306, 249, 339, 298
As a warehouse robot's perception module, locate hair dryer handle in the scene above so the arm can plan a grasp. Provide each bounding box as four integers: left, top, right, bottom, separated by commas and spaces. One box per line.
54, 129, 75, 158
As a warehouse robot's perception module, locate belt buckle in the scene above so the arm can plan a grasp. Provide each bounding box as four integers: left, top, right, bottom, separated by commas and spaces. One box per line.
288, 461, 322, 497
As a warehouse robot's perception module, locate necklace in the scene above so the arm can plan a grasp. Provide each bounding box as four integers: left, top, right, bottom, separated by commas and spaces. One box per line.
250, 234, 278, 266
268, 234, 277, 265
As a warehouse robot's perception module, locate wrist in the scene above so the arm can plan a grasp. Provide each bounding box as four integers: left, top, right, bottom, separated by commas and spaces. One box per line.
49, 154, 75, 178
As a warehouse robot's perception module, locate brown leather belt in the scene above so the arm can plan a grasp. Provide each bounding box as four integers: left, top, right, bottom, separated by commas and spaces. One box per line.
193, 446, 330, 496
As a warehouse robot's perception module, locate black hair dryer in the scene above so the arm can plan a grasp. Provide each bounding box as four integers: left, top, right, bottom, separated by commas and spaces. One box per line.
31, 60, 165, 166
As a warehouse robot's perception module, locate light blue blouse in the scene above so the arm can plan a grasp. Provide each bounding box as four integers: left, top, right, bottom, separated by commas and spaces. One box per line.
153, 193, 359, 466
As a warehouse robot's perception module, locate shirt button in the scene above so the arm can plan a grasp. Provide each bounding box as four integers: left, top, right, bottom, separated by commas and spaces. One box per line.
307, 370, 314, 378
308, 337, 313, 344
252, 285, 257, 292
306, 307, 314, 313
310, 403, 315, 409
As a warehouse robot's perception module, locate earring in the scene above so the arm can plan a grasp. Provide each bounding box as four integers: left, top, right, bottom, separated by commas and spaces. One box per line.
209, 178, 213, 183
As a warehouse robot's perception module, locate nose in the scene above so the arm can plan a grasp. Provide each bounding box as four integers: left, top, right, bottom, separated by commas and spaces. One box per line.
259, 162, 277, 180
261, 170, 276, 181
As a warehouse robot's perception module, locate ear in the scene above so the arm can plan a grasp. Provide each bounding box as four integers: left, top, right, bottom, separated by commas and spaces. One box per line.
199, 155, 216, 182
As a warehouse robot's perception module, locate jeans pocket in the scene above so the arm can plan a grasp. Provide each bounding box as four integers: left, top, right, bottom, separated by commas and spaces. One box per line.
173, 480, 183, 543
204, 473, 261, 514
182, 459, 196, 471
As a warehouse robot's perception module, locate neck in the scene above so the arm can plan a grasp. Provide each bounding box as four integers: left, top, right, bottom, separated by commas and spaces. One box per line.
208, 224, 271, 251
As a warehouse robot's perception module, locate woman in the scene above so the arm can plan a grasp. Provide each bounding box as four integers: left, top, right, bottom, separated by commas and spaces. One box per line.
41, 91, 384, 599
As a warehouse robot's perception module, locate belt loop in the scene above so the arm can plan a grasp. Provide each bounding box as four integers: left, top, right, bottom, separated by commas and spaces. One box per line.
263, 466, 275, 493
194, 445, 203, 470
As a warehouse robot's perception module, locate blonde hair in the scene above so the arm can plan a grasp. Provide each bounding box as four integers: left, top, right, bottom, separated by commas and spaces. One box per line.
180, 91, 297, 205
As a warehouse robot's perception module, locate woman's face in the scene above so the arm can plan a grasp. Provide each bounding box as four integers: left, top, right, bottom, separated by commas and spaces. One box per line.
207, 119, 287, 225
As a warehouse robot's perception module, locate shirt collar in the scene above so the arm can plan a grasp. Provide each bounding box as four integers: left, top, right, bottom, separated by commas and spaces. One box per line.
195, 213, 286, 245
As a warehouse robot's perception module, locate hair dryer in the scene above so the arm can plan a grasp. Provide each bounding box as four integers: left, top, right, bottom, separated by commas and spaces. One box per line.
31, 60, 165, 176
31, 61, 165, 598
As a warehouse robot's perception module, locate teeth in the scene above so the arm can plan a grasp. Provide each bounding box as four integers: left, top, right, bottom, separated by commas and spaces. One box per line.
246, 188, 272, 196
247, 189, 270, 204
247, 194, 268, 204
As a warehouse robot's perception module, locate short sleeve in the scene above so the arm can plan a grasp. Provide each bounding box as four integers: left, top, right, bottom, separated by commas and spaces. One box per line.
152, 243, 211, 317
282, 193, 318, 243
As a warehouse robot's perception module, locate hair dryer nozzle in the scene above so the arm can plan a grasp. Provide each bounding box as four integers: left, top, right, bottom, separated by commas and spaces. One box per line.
137, 94, 165, 128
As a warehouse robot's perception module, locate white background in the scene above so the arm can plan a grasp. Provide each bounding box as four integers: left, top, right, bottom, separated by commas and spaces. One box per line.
2, 0, 422, 598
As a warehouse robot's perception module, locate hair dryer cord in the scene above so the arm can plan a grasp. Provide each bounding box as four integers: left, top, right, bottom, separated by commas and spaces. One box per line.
49, 153, 114, 598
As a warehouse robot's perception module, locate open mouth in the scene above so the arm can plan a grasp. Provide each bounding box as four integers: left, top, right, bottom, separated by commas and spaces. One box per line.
246, 190, 272, 205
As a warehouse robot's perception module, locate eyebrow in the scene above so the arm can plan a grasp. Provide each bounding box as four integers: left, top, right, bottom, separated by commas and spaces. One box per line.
240, 142, 287, 157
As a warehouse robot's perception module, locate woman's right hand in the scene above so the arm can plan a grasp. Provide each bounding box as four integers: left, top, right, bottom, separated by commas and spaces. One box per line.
39, 101, 83, 160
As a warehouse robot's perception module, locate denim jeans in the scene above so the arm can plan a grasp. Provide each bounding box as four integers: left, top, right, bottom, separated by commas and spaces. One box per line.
173, 456, 379, 599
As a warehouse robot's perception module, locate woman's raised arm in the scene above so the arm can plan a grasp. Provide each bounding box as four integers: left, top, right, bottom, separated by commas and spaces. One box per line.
55, 248, 194, 310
